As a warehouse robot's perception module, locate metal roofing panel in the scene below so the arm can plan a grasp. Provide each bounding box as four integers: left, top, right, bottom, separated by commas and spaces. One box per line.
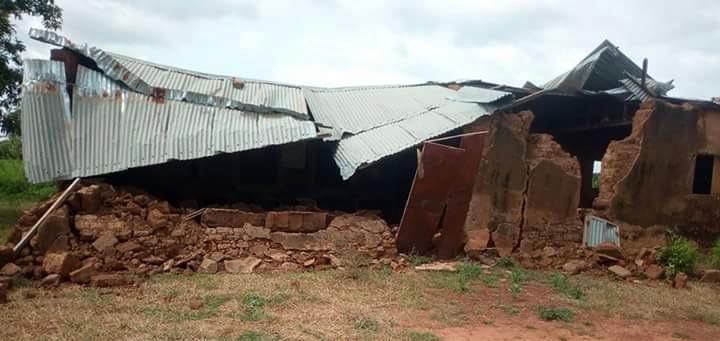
333, 101, 492, 179
21, 60, 73, 183
304, 85, 457, 134
583, 215, 620, 247
22, 65, 318, 183
448, 86, 512, 104
30, 28, 308, 119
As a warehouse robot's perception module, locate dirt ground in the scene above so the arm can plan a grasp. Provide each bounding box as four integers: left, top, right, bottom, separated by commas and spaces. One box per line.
1, 262, 719, 341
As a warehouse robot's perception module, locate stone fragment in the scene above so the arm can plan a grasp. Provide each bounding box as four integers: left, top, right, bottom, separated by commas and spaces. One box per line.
201, 208, 265, 228
133, 194, 150, 206
146, 208, 168, 229
198, 258, 218, 274
644, 264, 664, 280
33, 206, 70, 252
41, 274, 61, 287
701, 270, 720, 283
207, 252, 227, 263
303, 258, 316, 267
266, 211, 327, 232
143, 256, 165, 265
243, 224, 271, 240
75, 215, 129, 240
270, 232, 330, 251
265, 211, 289, 229
47, 234, 69, 253
92, 233, 119, 252
69, 264, 97, 284
249, 244, 269, 257
91, 274, 128, 287
542, 246, 558, 258
0, 263, 21, 277
415, 262, 458, 272
562, 260, 587, 275
225, 257, 262, 274
77, 185, 102, 213
265, 250, 289, 262
280, 262, 301, 271
608, 265, 631, 278
42, 253, 79, 277
674, 272, 688, 289
115, 241, 141, 254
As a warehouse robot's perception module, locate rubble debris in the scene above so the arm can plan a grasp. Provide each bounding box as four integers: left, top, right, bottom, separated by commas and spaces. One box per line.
608, 265, 632, 279
700, 270, 720, 283
562, 260, 587, 275
5, 183, 397, 290
41, 274, 61, 287
0, 283, 7, 304
414, 262, 458, 272
674, 272, 689, 289
0, 263, 21, 277
90, 274, 128, 287
644, 264, 664, 280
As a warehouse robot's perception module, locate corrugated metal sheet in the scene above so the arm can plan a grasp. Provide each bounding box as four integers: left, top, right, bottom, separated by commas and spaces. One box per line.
583, 215, 620, 247
448, 86, 512, 104
21, 60, 73, 183
22, 63, 317, 183
334, 101, 493, 179
304, 85, 457, 134
29, 28, 308, 119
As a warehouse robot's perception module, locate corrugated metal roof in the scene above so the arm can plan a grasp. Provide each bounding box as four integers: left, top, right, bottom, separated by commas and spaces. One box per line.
22, 62, 317, 183
334, 101, 493, 179
29, 28, 308, 119
447, 86, 513, 104
304, 85, 457, 135
21, 60, 73, 183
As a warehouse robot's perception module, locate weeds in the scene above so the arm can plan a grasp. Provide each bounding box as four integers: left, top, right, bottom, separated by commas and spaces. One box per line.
352, 316, 380, 332
239, 293, 272, 321
509, 268, 528, 298
710, 240, 720, 269
429, 262, 484, 293
406, 330, 441, 341
408, 253, 433, 267
235, 331, 279, 341
497, 257, 515, 268
659, 232, 699, 277
671, 331, 692, 340
0, 160, 55, 201
548, 273, 584, 300
537, 306, 575, 322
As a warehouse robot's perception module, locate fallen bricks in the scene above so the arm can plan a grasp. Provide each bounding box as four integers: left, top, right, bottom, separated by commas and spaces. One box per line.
3, 183, 398, 292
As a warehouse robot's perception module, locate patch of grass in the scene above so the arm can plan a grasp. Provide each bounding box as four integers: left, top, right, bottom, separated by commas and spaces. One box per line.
352, 316, 380, 333
659, 232, 699, 277
234, 331, 280, 341
509, 268, 528, 298
408, 253, 434, 267
671, 331, 693, 340
493, 303, 520, 316
178, 294, 233, 321
238, 292, 272, 321
548, 273, 584, 300
0, 159, 55, 201
497, 257, 515, 268
189, 273, 221, 290
406, 330, 441, 341
710, 239, 720, 269
537, 306, 575, 322
429, 262, 484, 293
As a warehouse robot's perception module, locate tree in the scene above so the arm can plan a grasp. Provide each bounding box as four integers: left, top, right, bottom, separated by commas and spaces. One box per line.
1, 1, 62, 136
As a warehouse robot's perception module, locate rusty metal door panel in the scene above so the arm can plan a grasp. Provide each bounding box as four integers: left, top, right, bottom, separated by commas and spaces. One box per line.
436, 133, 486, 258
396, 142, 464, 254
397, 132, 487, 257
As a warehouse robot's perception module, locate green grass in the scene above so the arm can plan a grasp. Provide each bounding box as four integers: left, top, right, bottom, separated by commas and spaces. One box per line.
234, 331, 280, 341
352, 316, 380, 332
548, 273, 585, 300
429, 262, 484, 293
537, 306, 575, 322
406, 330, 441, 341
0, 159, 56, 243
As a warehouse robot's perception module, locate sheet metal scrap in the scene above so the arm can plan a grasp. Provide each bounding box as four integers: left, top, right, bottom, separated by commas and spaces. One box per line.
396, 132, 487, 257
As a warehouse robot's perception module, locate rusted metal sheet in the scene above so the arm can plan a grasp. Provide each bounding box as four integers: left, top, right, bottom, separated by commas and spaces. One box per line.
583, 215, 620, 247
436, 133, 486, 258
396, 131, 487, 257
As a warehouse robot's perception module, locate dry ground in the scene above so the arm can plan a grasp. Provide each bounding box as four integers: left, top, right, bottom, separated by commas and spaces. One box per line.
1, 261, 719, 341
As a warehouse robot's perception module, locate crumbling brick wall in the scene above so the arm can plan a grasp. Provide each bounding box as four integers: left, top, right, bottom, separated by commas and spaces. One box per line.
463, 111, 582, 256
599, 100, 720, 244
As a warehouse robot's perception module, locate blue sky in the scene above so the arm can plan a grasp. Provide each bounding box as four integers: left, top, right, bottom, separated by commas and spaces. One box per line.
15, 0, 720, 99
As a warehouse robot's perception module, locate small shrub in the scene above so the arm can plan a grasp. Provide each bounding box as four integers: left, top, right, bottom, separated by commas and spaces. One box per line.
406, 331, 441, 341
537, 306, 575, 322
497, 257, 515, 268
710, 239, 720, 269
408, 253, 433, 267
239, 293, 271, 321
509, 268, 527, 298
659, 233, 699, 277
352, 316, 379, 332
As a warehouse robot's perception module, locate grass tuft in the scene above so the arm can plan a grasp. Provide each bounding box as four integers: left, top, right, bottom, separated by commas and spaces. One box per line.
406, 330, 441, 341
537, 306, 575, 322
549, 273, 584, 300
352, 316, 380, 332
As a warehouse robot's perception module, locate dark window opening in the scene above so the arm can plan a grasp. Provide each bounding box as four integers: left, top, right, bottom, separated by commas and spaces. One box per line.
692, 154, 714, 194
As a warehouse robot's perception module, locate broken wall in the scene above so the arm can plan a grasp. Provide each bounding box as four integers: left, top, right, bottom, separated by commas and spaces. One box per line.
463, 111, 582, 256
599, 100, 720, 243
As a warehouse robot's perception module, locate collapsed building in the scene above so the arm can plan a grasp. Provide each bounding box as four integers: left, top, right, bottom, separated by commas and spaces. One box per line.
10, 28, 720, 283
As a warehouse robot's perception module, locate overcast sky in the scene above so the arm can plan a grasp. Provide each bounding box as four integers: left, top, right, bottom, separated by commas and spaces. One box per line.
14, 0, 720, 99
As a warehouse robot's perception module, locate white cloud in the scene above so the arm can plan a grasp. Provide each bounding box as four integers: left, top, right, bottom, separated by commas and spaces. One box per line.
13, 0, 720, 99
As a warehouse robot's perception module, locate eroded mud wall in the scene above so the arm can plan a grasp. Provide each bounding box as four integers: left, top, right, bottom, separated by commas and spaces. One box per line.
601, 100, 720, 242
